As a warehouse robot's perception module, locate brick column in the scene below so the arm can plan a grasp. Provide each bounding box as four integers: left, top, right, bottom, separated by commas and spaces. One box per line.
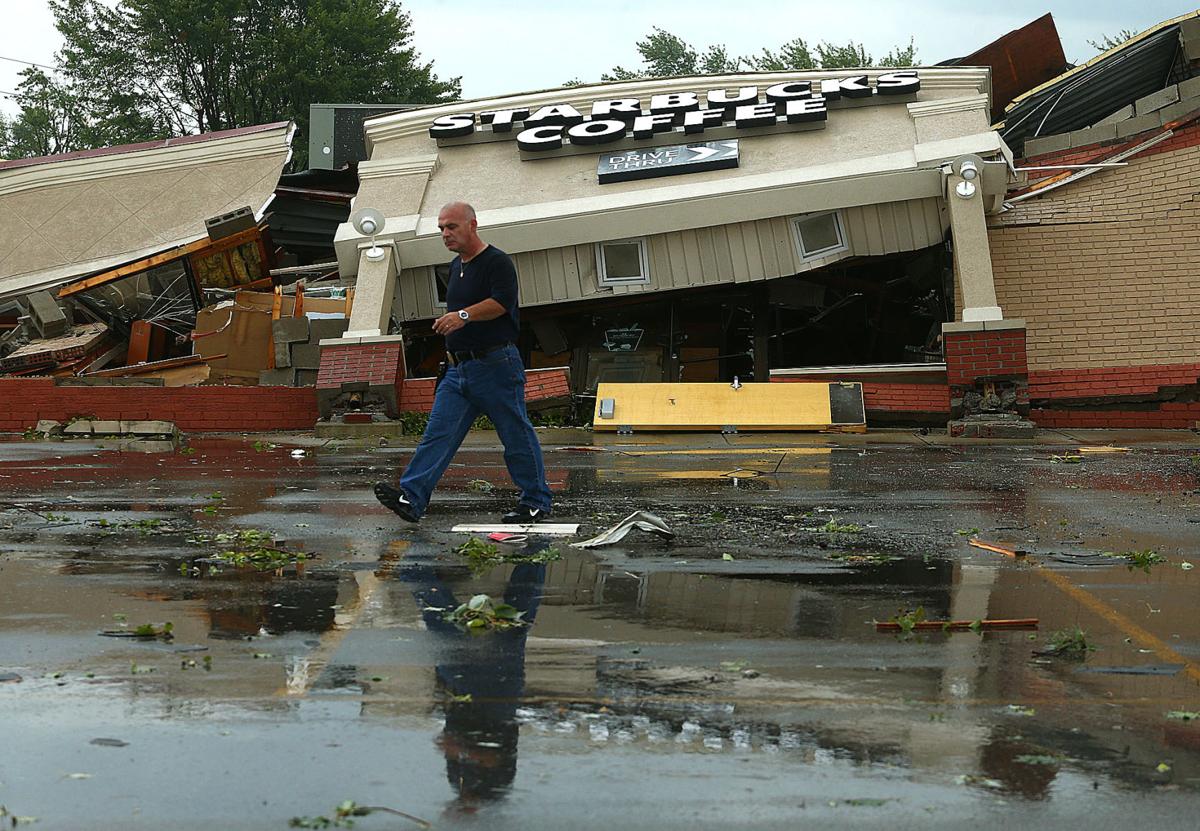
315, 336, 406, 419
942, 319, 1030, 432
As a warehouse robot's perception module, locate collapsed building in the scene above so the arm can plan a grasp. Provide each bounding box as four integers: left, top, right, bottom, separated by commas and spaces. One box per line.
2, 11, 1199, 434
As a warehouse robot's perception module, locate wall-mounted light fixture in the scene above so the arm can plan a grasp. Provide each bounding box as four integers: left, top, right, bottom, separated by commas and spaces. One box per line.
349, 208, 387, 262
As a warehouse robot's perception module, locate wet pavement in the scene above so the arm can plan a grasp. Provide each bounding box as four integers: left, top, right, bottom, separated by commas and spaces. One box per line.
2, 428, 1200, 829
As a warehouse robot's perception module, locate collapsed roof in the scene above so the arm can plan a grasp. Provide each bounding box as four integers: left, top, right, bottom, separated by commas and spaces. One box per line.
0, 122, 295, 302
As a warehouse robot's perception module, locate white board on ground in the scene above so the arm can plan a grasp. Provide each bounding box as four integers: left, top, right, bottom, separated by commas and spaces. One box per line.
450, 523, 580, 536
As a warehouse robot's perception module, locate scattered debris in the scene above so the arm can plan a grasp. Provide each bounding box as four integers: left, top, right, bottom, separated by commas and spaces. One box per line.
1166, 711, 1200, 721
454, 537, 561, 575
1077, 446, 1130, 454
1078, 665, 1181, 676
0, 672, 22, 684
819, 519, 863, 534
188, 529, 309, 574
1034, 626, 1096, 658
466, 478, 494, 493
1102, 549, 1166, 574
289, 800, 430, 829
0, 804, 39, 826
442, 594, 529, 632
571, 511, 673, 548
89, 738, 129, 748
969, 539, 1026, 558
875, 618, 1038, 633
1051, 454, 1084, 464
98, 622, 173, 641
829, 551, 899, 565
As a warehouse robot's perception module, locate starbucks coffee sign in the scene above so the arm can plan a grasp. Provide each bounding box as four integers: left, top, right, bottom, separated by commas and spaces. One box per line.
427, 72, 920, 158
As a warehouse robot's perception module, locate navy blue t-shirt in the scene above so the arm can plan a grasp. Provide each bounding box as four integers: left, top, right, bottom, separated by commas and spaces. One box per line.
444, 245, 520, 351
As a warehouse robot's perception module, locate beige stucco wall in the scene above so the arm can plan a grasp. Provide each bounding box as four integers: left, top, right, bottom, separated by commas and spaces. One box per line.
0, 124, 293, 300
988, 139, 1200, 370
338, 69, 1001, 275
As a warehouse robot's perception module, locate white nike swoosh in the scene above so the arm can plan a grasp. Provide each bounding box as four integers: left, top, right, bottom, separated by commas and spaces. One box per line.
530, 509, 540, 517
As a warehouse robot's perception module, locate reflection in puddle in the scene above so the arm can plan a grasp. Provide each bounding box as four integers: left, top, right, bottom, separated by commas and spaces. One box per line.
2, 437, 1200, 826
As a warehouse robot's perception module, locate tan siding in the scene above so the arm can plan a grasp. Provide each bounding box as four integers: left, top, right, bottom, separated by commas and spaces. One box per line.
844, 208, 868, 257
988, 140, 1200, 371
393, 197, 945, 318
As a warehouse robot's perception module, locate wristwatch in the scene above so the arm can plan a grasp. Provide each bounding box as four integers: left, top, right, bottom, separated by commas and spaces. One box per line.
457, 309, 470, 321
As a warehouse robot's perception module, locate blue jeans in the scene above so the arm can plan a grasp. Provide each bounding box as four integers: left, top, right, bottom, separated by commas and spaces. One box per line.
399, 343, 552, 517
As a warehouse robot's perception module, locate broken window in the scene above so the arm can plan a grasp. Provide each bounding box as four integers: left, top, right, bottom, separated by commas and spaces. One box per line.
792, 211, 847, 260
431, 263, 451, 306
597, 238, 650, 286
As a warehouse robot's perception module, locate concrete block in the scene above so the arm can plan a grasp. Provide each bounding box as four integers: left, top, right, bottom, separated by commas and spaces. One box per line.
63, 421, 93, 435
314, 420, 406, 439
942, 321, 988, 334
983, 318, 1027, 331
272, 317, 309, 344
90, 420, 123, 434
1178, 75, 1200, 102
1096, 104, 1134, 125
290, 343, 322, 370
259, 368, 296, 386
295, 369, 319, 387
1067, 123, 1117, 147
24, 291, 69, 338
1156, 97, 1200, 125
1115, 113, 1163, 139
274, 340, 292, 368
947, 417, 1036, 439
123, 420, 177, 436
1134, 84, 1179, 116
35, 419, 63, 435
1023, 132, 1071, 157
308, 317, 349, 343
125, 439, 177, 453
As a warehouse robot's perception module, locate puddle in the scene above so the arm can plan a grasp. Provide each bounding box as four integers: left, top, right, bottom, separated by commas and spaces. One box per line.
2, 436, 1200, 828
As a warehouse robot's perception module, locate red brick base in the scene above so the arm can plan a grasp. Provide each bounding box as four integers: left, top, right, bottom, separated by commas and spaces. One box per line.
397, 368, 573, 413
1029, 362, 1200, 429
771, 371, 950, 424
943, 326, 1029, 417
316, 341, 406, 418
0, 377, 319, 432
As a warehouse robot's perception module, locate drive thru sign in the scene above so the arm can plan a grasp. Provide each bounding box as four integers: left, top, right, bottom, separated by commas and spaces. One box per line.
597, 140, 739, 183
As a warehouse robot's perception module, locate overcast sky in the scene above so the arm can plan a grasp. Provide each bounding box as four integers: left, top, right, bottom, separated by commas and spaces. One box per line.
1, 1, 1195, 116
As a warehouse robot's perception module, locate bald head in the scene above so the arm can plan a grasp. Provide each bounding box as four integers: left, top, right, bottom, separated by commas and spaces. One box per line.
438, 201, 485, 259
441, 201, 476, 221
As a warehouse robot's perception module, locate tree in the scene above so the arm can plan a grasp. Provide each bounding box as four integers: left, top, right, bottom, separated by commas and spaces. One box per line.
747, 38, 817, 72
1088, 29, 1137, 52
601, 27, 742, 81
0, 67, 92, 158
595, 29, 917, 83
14, 0, 460, 165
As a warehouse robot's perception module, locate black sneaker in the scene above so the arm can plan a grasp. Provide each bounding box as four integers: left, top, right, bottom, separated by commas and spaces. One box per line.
502, 504, 547, 524
374, 483, 419, 523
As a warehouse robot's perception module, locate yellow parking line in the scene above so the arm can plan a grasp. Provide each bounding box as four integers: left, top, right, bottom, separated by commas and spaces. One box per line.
1035, 566, 1200, 685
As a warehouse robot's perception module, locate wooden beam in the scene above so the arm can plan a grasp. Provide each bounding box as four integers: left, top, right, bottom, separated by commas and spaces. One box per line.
57, 226, 265, 298
58, 238, 214, 297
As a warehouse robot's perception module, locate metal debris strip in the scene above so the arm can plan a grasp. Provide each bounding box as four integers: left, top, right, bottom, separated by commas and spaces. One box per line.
571, 510, 674, 549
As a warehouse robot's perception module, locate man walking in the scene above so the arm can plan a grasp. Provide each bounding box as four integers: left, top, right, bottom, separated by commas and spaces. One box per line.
374, 202, 553, 524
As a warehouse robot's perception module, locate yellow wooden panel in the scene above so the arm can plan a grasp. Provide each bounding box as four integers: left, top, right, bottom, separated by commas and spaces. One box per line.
593, 382, 863, 432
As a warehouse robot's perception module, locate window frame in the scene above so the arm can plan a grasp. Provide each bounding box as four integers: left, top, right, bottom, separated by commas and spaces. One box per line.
430, 263, 451, 307
595, 237, 651, 286
791, 210, 848, 262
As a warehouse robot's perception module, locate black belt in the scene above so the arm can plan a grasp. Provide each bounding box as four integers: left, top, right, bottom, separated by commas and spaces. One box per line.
446, 342, 511, 366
